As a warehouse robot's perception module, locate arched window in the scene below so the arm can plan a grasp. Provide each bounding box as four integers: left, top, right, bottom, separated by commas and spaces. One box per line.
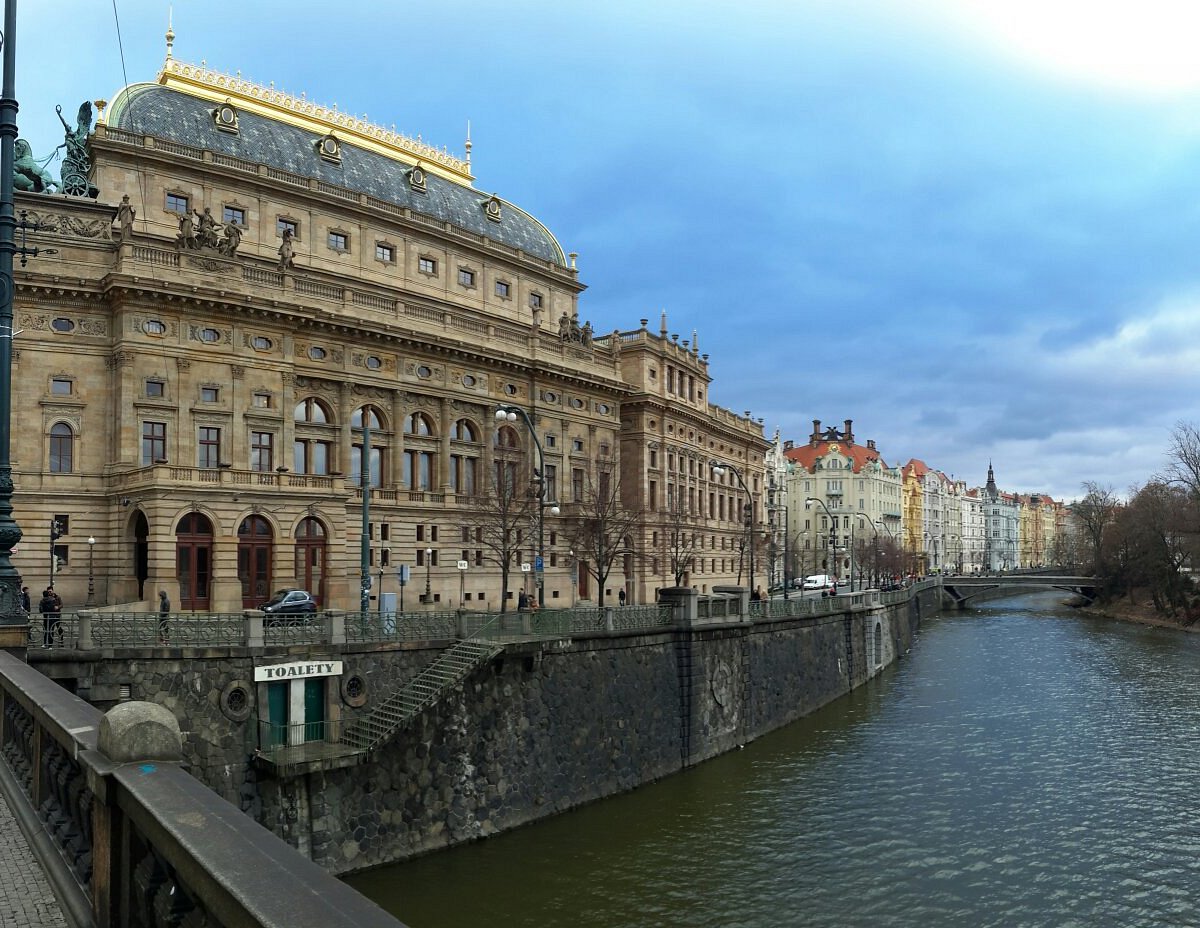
493, 425, 523, 493
49, 422, 74, 473
450, 417, 481, 496
351, 404, 387, 488
175, 512, 214, 610
403, 412, 434, 436
294, 397, 335, 475
295, 517, 328, 607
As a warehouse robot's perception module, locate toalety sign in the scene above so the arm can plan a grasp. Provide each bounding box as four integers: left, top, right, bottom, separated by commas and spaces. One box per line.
254, 660, 343, 682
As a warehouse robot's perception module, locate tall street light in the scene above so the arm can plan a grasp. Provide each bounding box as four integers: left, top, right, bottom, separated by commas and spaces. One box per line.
495, 404, 557, 607
422, 546, 433, 604
805, 497, 839, 585
86, 535, 95, 606
712, 460, 755, 597
0, 0, 26, 650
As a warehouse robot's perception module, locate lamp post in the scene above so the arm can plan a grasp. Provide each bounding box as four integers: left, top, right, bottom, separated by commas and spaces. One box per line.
423, 547, 433, 604
86, 535, 95, 606
495, 403, 556, 608
712, 460, 755, 597
805, 497, 839, 587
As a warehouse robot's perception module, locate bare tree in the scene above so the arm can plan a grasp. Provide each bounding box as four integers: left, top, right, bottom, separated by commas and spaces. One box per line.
663, 496, 697, 586
460, 447, 538, 612
562, 456, 639, 607
1163, 421, 1200, 501
1072, 481, 1120, 574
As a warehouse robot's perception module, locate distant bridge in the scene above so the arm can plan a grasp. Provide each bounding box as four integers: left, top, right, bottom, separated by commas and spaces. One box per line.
942, 574, 1097, 609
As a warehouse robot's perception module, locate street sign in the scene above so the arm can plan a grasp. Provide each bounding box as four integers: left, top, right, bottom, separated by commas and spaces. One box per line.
457, 560, 468, 570
397, 564, 411, 586
534, 555, 544, 573
521, 562, 531, 572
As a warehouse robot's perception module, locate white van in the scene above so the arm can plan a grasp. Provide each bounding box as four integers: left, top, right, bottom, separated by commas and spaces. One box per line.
802, 574, 834, 591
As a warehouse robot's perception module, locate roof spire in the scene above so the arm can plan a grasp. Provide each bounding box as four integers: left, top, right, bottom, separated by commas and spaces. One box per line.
165, 7, 175, 61
465, 120, 472, 171
660, 309, 668, 337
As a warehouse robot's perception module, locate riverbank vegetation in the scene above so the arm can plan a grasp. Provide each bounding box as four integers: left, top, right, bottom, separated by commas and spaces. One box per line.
1074, 423, 1200, 627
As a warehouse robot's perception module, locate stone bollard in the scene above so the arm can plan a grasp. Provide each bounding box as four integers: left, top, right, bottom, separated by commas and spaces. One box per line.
77, 609, 95, 650
97, 701, 183, 764
326, 611, 345, 645
604, 607, 615, 632
244, 611, 264, 648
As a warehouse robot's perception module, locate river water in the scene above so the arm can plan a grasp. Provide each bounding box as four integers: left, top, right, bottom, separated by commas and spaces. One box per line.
348, 594, 1200, 927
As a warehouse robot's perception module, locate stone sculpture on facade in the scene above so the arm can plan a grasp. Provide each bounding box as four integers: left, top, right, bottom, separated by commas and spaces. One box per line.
55, 102, 97, 197
114, 194, 135, 241
278, 228, 295, 269
174, 203, 241, 257
556, 311, 595, 347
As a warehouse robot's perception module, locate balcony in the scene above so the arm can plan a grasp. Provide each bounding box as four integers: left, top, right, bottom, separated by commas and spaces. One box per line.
113, 463, 344, 495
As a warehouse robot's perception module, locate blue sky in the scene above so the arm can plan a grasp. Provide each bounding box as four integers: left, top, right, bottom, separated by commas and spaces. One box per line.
20, 1, 1200, 501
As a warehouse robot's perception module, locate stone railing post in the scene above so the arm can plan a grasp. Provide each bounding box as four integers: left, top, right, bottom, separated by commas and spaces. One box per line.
244, 611, 263, 648
77, 609, 95, 650
656, 587, 699, 627
87, 701, 184, 928
457, 609, 471, 639
712, 585, 750, 621
604, 606, 615, 632
325, 611, 346, 645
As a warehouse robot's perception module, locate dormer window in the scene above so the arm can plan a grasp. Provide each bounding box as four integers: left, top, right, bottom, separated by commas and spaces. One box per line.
483, 195, 502, 223
316, 133, 341, 163
213, 101, 239, 134
407, 165, 427, 193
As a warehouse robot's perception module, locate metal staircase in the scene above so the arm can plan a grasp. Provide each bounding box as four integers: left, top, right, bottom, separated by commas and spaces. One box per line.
340, 638, 502, 753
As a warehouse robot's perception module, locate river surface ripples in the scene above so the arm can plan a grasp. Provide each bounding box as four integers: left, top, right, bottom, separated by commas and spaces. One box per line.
348, 595, 1200, 927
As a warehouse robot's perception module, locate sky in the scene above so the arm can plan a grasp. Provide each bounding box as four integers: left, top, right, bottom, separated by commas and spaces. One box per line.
17, 0, 1200, 502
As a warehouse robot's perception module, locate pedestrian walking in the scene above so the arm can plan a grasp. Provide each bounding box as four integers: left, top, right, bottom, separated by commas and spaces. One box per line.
158, 589, 170, 644
518, 590, 529, 610
20, 585, 30, 614
618, 588, 626, 607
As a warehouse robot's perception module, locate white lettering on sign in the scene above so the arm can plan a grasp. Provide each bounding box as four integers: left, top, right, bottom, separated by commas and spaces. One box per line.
253, 660, 343, 682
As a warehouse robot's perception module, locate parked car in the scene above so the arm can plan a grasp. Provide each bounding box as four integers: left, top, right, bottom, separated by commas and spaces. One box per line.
259, 589, 317, 617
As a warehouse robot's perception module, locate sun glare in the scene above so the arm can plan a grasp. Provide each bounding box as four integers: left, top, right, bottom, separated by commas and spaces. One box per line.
940, 0, 1200, 92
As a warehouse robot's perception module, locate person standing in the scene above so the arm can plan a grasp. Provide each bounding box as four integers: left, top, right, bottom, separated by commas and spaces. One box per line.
158, 590, 170, 644
39, 588, 61, 647
20, 586, 30, 614
618, 588, 626, 607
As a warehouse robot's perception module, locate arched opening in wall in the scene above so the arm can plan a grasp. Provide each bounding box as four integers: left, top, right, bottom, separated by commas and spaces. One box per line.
873, 620, 883, 668
132, 510, 149, 600
295, 517, 328, 607
238, 515, 274, 608
175, 512, 213, 610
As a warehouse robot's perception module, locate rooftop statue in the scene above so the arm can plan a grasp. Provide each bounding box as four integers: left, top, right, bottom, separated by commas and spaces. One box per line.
56, 101, 97, 197
12, 139, 57, 193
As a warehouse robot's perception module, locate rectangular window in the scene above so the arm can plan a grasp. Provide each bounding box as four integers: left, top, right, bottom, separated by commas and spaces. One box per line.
328, 231, 349, 251
223, 206, 245, 225
142, 421, 167, 465
418, 256, 437, 275
529, 292, 543, 310
201, 387, 219, 403
572, 439, 584, 452
252, 392, 271, 408
277, 218, 298, 237
495, 280, 510, 298
251, 432, 274, 472
198, 427, 221, 468
542, 464, 557, 501
294, 439, 330, 475
375, 242, 394, 263
458, 268, 476, 288
50, 378, 72, 395
165, 192, 189, 214
145, 379, 165, 398
572, 468, 585, 503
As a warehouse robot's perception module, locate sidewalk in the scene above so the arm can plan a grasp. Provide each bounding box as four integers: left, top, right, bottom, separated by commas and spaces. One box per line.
0, 780, 68, 927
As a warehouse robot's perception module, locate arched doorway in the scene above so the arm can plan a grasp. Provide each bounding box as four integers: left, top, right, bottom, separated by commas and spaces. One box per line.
238, 515, 274, 608
175, 512, 213, 610
295, 517, 327, 607
133, 511, 149, 600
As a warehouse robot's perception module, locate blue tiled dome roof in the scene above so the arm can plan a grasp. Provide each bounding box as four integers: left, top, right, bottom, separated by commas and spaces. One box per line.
105, 82, 566, 266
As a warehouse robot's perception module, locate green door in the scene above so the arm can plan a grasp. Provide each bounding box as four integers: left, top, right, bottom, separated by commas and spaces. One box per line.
304, 678, 325, 742
267, 681, 289, 747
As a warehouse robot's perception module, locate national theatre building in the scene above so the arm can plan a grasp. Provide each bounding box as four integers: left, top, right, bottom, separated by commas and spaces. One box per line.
12, 41, 766, 613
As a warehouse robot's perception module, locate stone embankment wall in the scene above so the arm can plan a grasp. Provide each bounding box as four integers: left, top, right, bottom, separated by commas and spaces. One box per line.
33, 586, 936, 876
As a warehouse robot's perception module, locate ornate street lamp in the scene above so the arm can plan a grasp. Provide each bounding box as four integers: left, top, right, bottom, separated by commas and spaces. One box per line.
86, 535, 95, 606
495, 404, 556, 607
423, 547, 433, 604
712, 460, 755, 597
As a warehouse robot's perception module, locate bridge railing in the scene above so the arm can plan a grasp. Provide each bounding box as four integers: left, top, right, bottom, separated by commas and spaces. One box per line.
0, 650, 406, 928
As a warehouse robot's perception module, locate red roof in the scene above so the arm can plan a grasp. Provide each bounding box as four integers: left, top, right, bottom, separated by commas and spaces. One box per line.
785, 441, 886, 474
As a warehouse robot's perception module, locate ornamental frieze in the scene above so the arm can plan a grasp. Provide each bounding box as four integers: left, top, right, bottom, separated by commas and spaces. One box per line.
20, 209, 111, 240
